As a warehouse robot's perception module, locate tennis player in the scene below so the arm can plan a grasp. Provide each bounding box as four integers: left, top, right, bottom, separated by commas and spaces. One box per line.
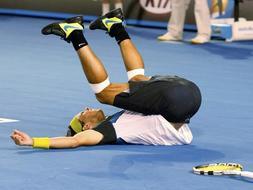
11, 9, 201, 149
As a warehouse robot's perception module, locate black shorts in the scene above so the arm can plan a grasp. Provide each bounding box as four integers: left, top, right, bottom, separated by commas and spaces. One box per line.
113, 75, 202, 123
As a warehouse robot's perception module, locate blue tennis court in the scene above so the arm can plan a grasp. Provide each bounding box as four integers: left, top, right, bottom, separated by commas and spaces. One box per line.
0, 15, 253, 190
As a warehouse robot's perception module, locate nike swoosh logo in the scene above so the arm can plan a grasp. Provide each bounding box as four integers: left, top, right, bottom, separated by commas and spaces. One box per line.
63, 25, 80, 31
78, 43, 86, 47
104, 19, 121, 26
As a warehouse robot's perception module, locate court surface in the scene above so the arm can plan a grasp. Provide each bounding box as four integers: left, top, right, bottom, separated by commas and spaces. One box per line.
0, 16, 253, 190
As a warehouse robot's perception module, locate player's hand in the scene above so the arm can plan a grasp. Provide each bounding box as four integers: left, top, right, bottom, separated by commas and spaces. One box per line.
10, 129, 33, 146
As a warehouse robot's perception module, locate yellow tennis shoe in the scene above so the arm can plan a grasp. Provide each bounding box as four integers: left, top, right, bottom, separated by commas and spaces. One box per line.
41, 16, 84, 42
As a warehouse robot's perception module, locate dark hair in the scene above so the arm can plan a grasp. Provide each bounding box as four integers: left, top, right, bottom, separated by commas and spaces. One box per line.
66, 126, 77, 137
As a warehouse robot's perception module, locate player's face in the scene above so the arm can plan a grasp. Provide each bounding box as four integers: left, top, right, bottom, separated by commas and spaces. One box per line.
78, 107, 105, 130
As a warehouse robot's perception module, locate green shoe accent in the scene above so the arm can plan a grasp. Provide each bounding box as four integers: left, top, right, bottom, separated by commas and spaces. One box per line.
59, 23, 83, 38
102, 17, 122, 32
41, 16, 84, 42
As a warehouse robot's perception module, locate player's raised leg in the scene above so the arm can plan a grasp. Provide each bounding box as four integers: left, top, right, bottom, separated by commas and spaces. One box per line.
89, 8, 150, 81
41, 16, 128, 105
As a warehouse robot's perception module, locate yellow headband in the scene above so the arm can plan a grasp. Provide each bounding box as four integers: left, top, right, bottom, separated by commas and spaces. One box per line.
69, 115, 83, 134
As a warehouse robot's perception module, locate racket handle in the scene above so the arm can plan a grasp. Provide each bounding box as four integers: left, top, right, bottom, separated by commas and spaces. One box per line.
241, 171, 253, 179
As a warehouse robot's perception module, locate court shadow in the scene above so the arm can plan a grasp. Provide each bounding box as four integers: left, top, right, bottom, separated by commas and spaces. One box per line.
12, 144, 225, 180
13, 144, 223, 160
127, 27, 163, 40
233, 41, 253, 46
76, 145, 224, 180
0, 15, 15, 21
13, 147, 85, 154
109, 145, 224, 163
191, 42, 253, 60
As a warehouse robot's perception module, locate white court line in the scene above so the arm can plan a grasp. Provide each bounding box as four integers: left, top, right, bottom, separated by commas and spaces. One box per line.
0, 118, 19, 123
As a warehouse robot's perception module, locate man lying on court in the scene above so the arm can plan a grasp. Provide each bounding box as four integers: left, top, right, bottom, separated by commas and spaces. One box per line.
11, 9, 201, 149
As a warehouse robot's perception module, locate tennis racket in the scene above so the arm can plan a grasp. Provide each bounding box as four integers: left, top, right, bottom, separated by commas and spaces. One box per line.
193, 163, 253, 179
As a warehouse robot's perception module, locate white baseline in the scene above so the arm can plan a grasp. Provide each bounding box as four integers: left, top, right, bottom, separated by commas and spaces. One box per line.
0, 118, 19, 123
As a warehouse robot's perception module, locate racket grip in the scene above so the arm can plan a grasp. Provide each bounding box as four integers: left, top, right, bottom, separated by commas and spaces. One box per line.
241, 171, 253, 179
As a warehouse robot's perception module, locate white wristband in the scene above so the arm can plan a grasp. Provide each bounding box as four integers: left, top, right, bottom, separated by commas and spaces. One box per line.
89, 77, 110, 94
127, 68, 145, 80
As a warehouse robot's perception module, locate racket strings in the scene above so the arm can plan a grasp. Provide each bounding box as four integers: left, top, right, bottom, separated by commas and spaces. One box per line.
196, 165, 242, 171
193, 163, 243, 175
